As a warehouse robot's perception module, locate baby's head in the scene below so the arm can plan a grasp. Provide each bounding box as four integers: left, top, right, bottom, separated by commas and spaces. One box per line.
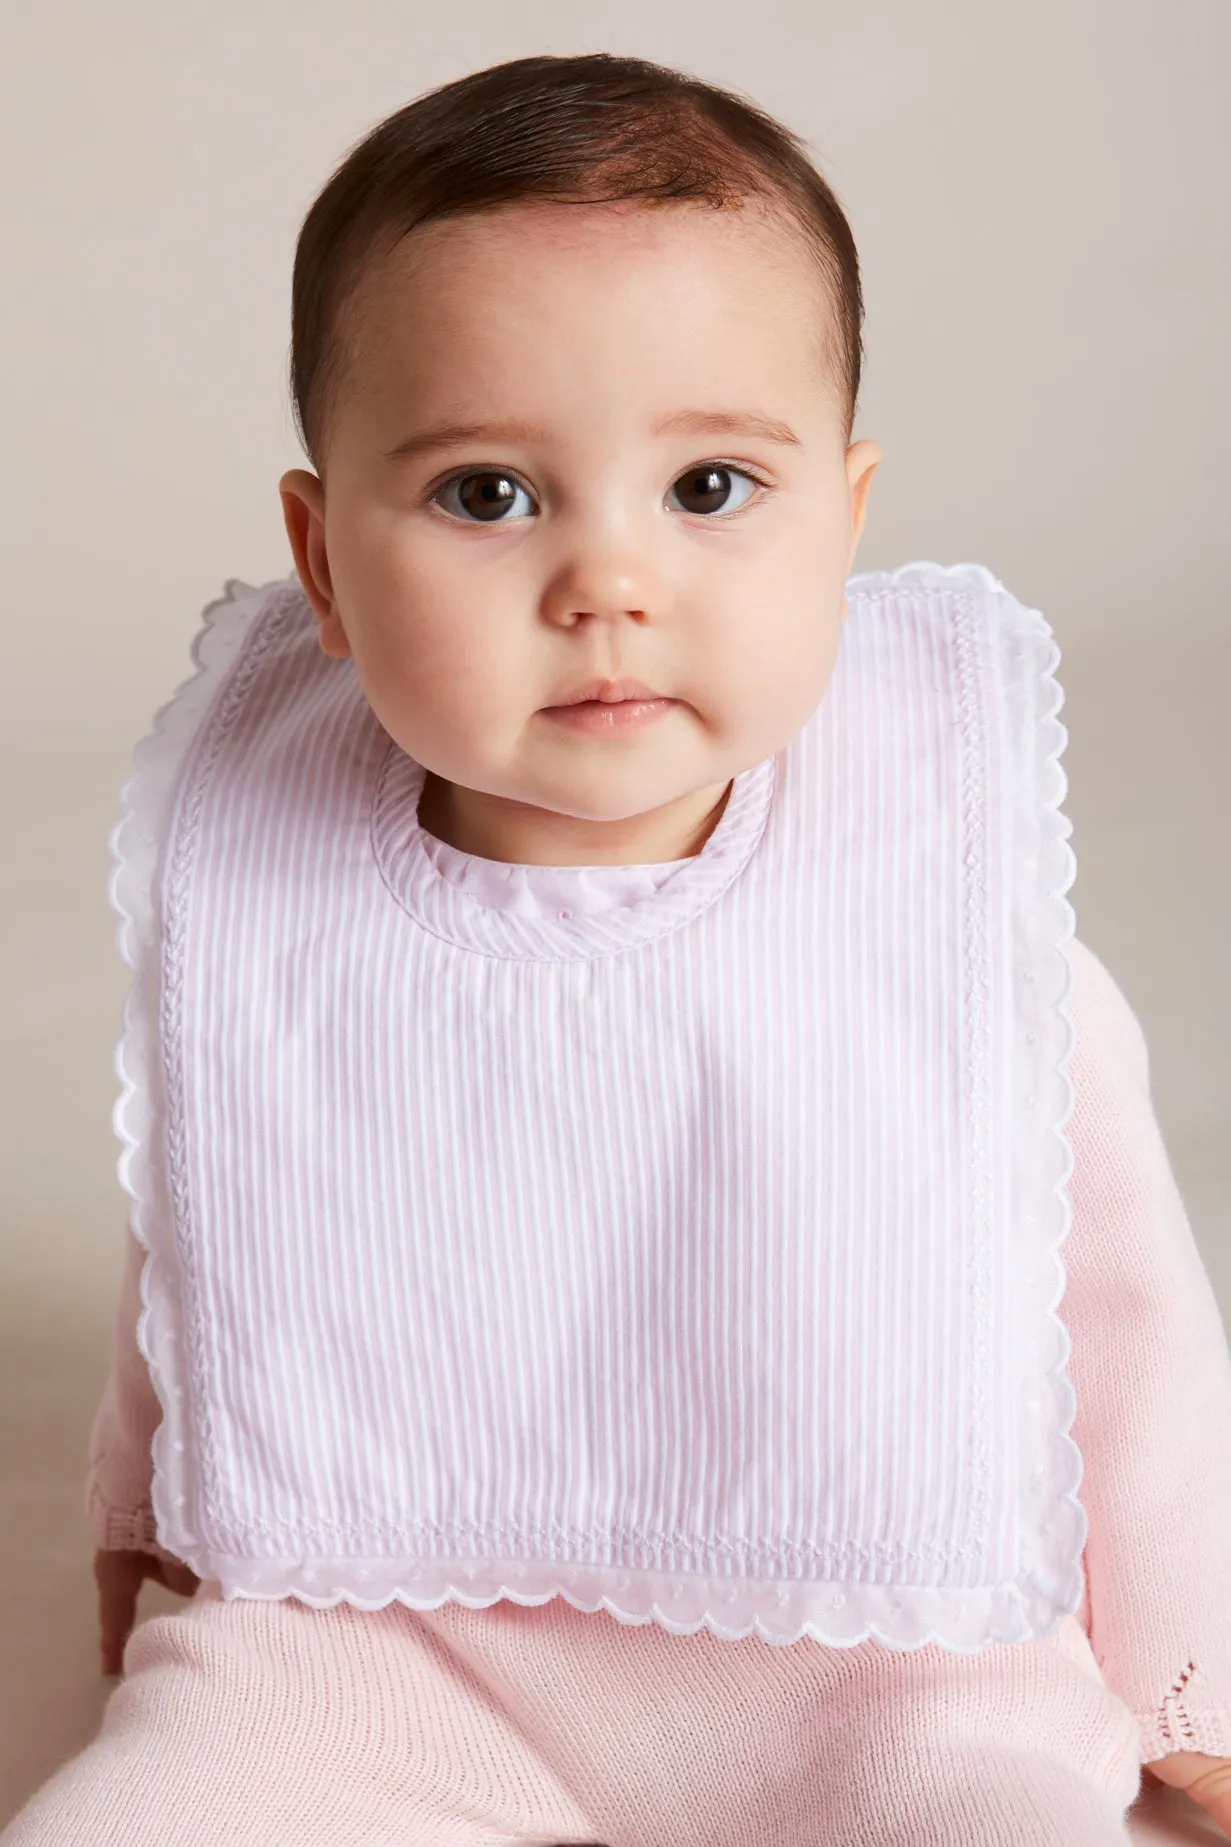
279, 53, 881, 866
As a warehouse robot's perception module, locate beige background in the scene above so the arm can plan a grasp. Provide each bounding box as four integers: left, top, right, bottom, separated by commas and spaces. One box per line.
1, 1, 1228, 1839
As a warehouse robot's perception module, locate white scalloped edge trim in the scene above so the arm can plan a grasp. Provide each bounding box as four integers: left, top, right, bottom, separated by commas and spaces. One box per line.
111, 561, 1084, 1651
203, 1552, 1053, 1651
846, 557, 1013, 598
993, 578, 1086, 1627
109, 571, 300, 1565
847, 559, 1086, 1635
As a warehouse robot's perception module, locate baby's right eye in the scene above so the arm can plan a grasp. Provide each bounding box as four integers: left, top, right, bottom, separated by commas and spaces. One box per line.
431, 470, 535, 524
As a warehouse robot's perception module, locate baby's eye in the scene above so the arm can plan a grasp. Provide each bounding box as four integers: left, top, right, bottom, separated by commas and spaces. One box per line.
430, 462, 766, 524
665, 463, 763, 520
432, 471, 535, 523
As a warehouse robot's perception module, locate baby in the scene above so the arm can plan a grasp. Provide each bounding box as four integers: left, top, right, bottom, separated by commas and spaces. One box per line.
6, 48, 1231, 1847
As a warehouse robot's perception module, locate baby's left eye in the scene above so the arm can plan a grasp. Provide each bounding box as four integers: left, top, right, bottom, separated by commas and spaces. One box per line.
666, 464, 763, 520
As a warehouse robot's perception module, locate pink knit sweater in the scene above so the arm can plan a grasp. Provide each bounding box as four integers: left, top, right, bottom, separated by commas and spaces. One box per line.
85, 830, 1231, 1766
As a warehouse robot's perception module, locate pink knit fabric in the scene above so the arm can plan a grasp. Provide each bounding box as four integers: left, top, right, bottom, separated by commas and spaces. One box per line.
6, 919, 1222, 1845
1, 1585, 1144, 1845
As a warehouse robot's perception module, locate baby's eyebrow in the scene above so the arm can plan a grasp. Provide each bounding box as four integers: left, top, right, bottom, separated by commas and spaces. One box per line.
383, 408, 803, 464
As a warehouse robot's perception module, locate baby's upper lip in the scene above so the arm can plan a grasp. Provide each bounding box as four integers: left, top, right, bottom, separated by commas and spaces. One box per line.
548, 677, 665, 706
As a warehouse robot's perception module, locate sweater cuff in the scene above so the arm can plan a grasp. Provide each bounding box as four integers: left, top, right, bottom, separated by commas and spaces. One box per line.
87, 1483, 164, 1556
1137, 1666, 1231, 1762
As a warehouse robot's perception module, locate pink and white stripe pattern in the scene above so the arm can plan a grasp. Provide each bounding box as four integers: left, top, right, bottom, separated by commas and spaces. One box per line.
110, 561, 1083, 1650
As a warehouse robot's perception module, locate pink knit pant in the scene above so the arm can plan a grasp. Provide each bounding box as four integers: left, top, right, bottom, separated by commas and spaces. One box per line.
2, 1585, 1142, 1846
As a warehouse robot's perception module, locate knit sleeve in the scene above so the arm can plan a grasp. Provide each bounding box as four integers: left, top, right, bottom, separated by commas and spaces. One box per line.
1062, 935, 1231, 1763
85, 1221, 174, 1560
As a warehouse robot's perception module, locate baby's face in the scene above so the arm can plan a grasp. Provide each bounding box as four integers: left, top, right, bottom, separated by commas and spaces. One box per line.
281, 198, 880, 864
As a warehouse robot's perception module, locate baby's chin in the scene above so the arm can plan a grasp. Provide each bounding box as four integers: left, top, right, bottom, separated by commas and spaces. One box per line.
414, 743, 739, 865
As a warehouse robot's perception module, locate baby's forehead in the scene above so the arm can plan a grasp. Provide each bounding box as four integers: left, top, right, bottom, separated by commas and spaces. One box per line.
330, 200, 841, 462
373, 193, 812, 295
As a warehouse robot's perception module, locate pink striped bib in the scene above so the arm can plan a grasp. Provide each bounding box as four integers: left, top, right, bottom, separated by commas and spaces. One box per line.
110, 559, 1084, 1650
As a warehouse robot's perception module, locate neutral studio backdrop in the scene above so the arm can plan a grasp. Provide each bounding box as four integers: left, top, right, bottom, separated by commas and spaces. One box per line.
1, 3, 1227, 1840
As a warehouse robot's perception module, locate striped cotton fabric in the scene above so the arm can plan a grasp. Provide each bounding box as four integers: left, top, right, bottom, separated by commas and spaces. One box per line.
116, 565, 1086, 1649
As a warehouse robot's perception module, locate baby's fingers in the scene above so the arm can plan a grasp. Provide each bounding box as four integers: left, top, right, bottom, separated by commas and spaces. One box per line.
150, 1555, 201, 1600
98, 1595, 134, 1676
1144, 1753, 1231, 1837
93, 1551, 141, 1677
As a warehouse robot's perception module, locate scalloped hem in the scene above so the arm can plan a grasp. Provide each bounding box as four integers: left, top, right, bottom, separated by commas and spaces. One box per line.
844, 561, 1087, 1643
978, 565, 1085, 1653
846, 558, 1014, 597
108, 571, 301, 1563
192, 1552, 1079, 1654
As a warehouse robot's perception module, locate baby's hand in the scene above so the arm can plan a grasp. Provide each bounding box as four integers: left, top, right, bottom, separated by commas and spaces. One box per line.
93, 1546, 201, 1676
1143, 1753, 1231, 1834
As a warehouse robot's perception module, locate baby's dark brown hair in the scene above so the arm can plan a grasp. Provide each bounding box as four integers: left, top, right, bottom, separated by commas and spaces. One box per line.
287, 52, 866, 477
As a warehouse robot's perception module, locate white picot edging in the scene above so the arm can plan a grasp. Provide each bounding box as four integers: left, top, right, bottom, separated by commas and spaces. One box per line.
108, 574, 297, 1580
106, 561, 1082, 1649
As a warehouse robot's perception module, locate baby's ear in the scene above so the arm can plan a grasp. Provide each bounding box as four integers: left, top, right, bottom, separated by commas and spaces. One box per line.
278, 468, 351, 658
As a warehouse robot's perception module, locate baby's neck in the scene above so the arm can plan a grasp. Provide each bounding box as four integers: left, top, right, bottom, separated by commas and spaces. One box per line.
416, 770, 734, 868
